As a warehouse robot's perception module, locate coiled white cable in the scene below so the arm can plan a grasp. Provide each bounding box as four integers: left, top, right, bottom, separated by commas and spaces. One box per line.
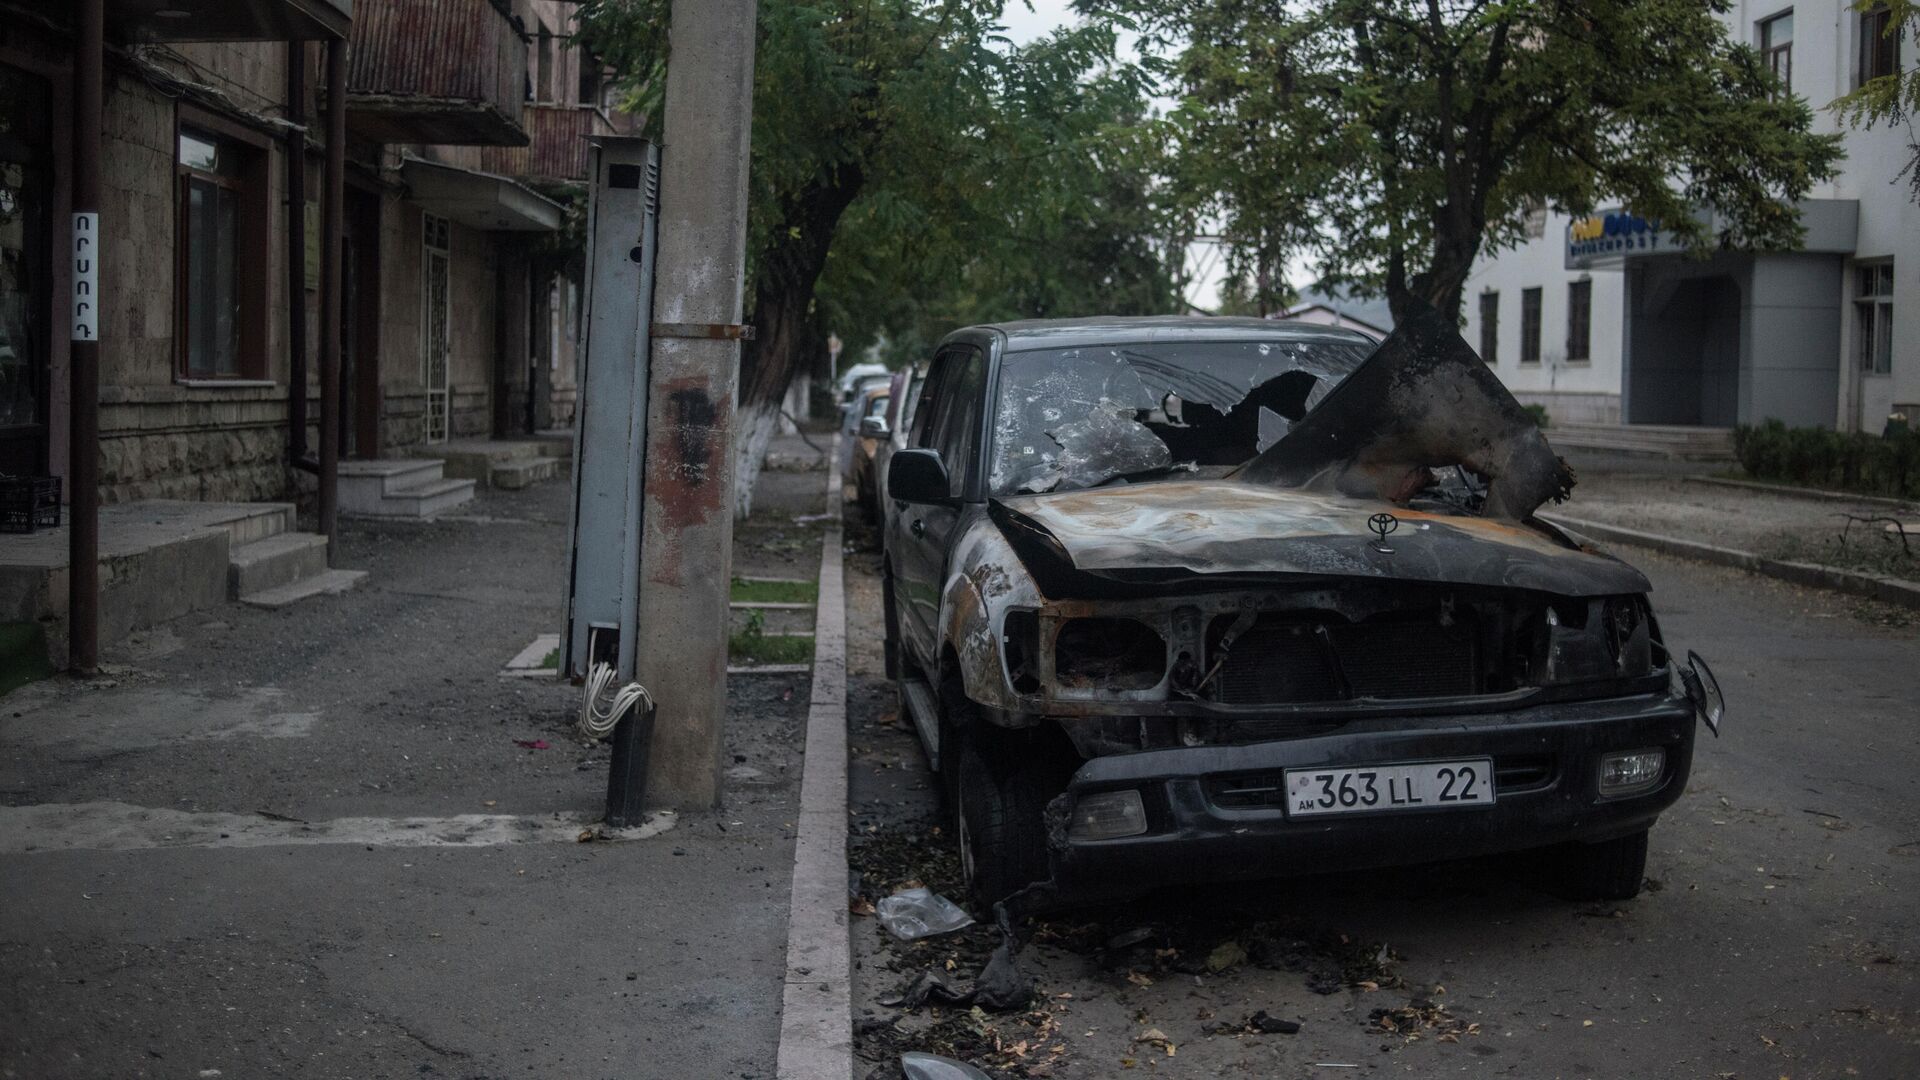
579, 660, 654, 740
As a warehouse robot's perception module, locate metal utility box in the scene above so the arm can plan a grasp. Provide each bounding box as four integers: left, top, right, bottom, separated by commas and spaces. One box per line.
563, 136, 660, 682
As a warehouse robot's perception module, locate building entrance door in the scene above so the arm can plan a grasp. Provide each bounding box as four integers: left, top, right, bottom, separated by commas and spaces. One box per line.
0, 62, 53, 479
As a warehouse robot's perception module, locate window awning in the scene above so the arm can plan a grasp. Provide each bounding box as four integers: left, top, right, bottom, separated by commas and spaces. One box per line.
400, 158, 565, 233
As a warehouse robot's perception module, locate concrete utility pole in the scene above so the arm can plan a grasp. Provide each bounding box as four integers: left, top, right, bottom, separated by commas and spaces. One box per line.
632, 0, 758, 809
317, 40, 347, 563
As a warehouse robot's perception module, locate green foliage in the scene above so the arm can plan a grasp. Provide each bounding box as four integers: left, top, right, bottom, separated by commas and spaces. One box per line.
1087, 0, 1846, 321
1523, 403, 1550, 430
1831, 0, 1920, 200
729, 577, 819, 604
1734, 419, 1920, 498
578, 2, 1180, 404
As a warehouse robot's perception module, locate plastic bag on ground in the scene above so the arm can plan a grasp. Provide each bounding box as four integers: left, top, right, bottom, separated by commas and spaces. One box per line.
900, 1052, 992, 1080
875, 887, 974, 941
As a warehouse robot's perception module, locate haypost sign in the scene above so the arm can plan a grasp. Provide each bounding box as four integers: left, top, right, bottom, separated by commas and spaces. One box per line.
72, 212, 99, 341
1564, 209, 1675, 270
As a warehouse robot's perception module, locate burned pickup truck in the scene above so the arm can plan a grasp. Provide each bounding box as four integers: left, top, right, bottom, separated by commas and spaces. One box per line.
880, 310, 1723, 906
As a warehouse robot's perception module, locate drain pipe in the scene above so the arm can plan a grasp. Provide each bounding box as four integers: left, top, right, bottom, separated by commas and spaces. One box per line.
68, 0, 104, 675
286, 40, 310, 469
317, 38, 346, 559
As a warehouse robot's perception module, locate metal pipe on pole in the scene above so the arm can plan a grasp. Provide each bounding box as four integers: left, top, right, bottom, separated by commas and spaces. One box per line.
626, 0, 758, 811
68, 0, 103, 675
318, 39, 347, 562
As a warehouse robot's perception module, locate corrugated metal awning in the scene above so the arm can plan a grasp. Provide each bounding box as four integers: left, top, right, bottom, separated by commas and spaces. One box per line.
400, 158, 564, 233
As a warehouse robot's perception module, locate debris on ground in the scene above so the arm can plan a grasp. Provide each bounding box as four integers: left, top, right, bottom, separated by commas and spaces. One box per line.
859, 1004, 1068, 1079
900, 1052, 992, 1080
1369, 992, 1480, 1043
512, 738, 549, 750
878, 887, 976, 941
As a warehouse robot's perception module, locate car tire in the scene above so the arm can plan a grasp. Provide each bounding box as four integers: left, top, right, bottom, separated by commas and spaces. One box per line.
1547, 828, 1649, 901
955, 736, 1056, 907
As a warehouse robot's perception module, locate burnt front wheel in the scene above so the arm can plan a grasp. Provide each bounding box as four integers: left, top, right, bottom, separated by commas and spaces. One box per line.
956, 739, 1057, 907
1546, 828, 1649, 901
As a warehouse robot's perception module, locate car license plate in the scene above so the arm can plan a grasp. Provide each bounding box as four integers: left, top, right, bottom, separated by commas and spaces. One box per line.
1284, 759, 1495, 817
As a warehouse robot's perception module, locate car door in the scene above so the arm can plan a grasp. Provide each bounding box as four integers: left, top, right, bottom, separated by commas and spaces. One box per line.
890, 344, 988, 663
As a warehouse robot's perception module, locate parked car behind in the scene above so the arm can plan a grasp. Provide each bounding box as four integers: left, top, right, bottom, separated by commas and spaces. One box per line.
867, 363, 927, 526
847, 384, 891, 514
880, 312, 1724, 906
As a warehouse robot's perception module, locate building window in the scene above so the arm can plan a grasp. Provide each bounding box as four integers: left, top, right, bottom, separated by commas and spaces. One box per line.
1859, 3, 1901, 86
1760, 11, 1793, 93
1856, 263, 1894, 375
176, 123, 267, 380
1521, 287, 1542, 365
536, 24, 556, 103
1478, 291, 1499, 364
578, 58, 603, 108
1566, 279, 1592, 363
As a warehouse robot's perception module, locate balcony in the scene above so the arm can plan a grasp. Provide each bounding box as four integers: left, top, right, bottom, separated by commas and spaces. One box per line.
476, 104, 619, 186
9, 0, 350, 41
346, 0, 528, 147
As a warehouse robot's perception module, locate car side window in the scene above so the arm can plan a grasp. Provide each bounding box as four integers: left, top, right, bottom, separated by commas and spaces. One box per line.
910, 356, 950, 450
928, 348, 988, 499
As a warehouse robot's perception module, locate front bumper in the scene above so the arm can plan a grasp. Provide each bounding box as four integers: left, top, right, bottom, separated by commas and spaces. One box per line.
1050, 690, 1696, 899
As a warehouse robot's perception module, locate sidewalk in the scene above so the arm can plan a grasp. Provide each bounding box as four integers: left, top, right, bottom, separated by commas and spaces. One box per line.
0, 448, 830, 1078
1552, 473, 1920, 610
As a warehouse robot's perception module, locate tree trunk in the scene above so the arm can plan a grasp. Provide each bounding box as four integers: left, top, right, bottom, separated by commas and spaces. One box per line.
731, 166, 864, 518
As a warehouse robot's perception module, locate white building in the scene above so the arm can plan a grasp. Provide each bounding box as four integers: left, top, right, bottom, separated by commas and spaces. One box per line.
1462, 2, 1918, 434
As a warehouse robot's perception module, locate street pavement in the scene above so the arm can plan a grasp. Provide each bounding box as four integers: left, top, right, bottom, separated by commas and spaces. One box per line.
843, 510, 1920, 1079
0, 461, 829, 1080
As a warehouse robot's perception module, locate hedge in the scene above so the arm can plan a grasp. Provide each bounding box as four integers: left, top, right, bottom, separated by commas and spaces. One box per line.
1733, 419, 1920, 499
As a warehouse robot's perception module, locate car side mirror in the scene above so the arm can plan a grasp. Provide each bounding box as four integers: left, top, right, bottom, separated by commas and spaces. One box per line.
889, 448, 951, 505
859, 416, 889, 438
1679, 650, 1724, 736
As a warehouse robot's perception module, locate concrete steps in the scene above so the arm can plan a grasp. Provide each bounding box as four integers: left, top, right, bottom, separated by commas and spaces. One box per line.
220, 504, 366, 609
418, 436, 574, 490
338, 459, 477, 519
240, 568, 369, 609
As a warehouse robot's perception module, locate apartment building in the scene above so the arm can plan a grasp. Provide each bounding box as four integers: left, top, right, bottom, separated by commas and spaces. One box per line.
0, 0, 624, 504
1462, 2, 1918, 434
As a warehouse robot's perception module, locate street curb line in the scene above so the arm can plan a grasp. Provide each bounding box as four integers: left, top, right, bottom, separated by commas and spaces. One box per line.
775, 433, 854, 1080
1543, 513, 1920, 612
1684, 474, 1919, 512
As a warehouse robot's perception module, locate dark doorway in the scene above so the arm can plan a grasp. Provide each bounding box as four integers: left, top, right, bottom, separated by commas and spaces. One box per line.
343, 187, 381, 457
0, 62, 53, 479
1626, 273, 1741, 426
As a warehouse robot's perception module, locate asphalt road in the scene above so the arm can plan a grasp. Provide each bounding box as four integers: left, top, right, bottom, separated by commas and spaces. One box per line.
845, 525, 1920, 1079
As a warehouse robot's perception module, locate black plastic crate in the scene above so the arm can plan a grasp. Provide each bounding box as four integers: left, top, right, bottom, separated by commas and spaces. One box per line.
0, 476, 61, 534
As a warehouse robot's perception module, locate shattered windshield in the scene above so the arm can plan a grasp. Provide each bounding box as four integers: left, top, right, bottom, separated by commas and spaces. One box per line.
989, 338, 1378, 495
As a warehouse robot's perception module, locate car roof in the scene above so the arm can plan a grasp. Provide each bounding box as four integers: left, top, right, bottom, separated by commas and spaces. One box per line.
948, 315, 1379, 355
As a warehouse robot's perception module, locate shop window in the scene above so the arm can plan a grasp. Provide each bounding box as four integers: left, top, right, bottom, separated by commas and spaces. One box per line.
1521, 287, 1542, 365
1478, 291, 1499, 364
1856, 263, 1894, 376
176, 121, 268, 381
1566, 279, 1592, 363
1760, 11, 1794, 94
1859, 4, 1901, 86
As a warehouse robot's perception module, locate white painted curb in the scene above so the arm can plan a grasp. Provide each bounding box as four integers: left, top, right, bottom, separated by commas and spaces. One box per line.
775, 433, 854, 1080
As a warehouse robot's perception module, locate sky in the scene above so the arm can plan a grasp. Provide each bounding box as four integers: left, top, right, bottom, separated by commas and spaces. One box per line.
993, 2, 1237, 311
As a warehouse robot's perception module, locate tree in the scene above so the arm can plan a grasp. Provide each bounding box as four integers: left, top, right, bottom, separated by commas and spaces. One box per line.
1090, 0, 1846, 324
579, 1, 1176, 514
1833, 0, 1920, 199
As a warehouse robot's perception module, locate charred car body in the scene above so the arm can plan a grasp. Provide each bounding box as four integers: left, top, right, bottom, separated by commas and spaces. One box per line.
881, 310, 1724, 906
